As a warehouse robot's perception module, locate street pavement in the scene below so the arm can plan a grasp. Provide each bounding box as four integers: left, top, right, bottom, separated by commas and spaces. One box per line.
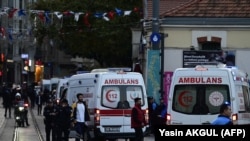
0, 97, 154, 141
0, 97, 7, 136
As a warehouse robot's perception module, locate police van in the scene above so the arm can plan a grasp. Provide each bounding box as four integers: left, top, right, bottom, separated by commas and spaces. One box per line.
167, 64, 250, 125
64, 69, 149, 141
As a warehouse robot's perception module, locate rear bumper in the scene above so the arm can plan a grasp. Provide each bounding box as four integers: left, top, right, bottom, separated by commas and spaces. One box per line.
93, 127, 150, 139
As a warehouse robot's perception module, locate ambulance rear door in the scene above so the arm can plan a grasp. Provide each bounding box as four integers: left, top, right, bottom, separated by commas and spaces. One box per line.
98, 73, 147, 136
169, 68, 231, 124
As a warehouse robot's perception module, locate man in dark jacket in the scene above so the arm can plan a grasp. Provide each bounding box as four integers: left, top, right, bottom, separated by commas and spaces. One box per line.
43, 99, 58, 141
131, 97, 146, 141
2, 84, 12, 118
56, 99, 72, 141
153, 98, 167, 126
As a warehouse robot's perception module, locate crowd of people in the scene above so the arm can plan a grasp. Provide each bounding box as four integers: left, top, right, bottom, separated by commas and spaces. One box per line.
43, 93, 91, 141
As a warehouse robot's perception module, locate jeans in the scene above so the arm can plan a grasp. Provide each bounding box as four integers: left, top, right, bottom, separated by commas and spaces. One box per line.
75, 122, 85, 141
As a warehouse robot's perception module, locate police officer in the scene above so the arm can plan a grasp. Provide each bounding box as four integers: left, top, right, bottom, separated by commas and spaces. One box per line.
56, 99, 72, 141
43, 99, 58, 141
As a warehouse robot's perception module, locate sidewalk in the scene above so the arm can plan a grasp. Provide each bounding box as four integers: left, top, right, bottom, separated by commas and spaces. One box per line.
0, 97, 7, 136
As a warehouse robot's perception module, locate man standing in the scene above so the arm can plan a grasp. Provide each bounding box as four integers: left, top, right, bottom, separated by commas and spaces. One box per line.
57, 99, 72, 141
2, 84, 12, 118
147, 96, 157, 134
71, 93, 90, 141
154, 98, 167, 126
43, 99, 58, 141
211, 102, 233, 125
131, 97, 146, 141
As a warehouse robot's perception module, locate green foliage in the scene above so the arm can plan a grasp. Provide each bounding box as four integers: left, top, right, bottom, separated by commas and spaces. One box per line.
31, 0, 142, 67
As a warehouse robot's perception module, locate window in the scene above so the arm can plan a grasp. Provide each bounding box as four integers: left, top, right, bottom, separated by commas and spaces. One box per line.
201, 42, 221, 50
101, 85, 145, 109
172, 85, 230, 115
241, 86, 250, 112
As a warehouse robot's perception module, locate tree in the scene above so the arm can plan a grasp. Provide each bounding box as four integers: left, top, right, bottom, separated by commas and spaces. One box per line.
30, 0, 142, 68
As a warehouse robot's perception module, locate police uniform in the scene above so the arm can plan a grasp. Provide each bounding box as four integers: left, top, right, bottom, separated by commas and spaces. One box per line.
56, 99, 72, 141
43, 100, 58, 141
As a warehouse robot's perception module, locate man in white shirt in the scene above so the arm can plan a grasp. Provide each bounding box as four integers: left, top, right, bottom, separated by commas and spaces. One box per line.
71, 93, 90, 141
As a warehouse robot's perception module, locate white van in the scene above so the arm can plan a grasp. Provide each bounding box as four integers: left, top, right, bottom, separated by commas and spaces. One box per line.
167, 65, 250, 125
55, 78, 69, 102
41, 79, 51, 92
50, 77, 60, 91
64, 70, 149, 141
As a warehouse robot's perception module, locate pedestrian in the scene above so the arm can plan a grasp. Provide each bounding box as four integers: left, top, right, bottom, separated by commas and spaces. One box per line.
56, 99, 72, 141
71, 93, 90, 141
211, 102, 233, 125
147, 96, 157, 134
36, 91, 44, 115
43, 99, 58, 141
153, 98, 167, 126
131, 97, 146, 141
2, 84, 12, 118
83, 100, 91, 141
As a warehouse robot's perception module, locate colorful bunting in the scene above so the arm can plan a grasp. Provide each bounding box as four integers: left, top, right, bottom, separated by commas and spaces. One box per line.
0, 6, 141, 42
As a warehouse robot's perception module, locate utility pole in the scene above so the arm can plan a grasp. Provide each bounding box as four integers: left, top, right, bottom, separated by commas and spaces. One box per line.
152, 0, 160, 50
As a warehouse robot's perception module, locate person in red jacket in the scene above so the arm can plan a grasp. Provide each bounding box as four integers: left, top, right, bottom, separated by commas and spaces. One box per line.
131, 97, 146, 141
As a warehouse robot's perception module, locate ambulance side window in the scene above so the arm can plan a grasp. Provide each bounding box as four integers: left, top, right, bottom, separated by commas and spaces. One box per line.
242, 86, 250, 112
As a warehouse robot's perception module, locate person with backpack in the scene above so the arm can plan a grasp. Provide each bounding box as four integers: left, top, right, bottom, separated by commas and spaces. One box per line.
71, 93, 90, 141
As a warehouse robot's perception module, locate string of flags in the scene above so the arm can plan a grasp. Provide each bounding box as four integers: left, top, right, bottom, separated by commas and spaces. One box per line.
0, 6, 141, 23
0, 6, 141, 42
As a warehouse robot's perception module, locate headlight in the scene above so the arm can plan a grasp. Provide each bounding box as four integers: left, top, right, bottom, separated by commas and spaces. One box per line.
19, 107, 24, 111
16, 117, 20, 120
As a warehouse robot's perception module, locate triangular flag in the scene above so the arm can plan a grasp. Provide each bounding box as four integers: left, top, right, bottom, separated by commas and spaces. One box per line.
103, 13, 109, 21
83, 13, 90, 27
54, 11, 63, 19
124, 11, 132, 16
18, 9, 26, 16
74, 12, 83, 21
8, 8, 18, 18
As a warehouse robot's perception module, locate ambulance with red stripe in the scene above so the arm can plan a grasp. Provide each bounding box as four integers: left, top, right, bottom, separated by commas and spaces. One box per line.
167, 65, 250, 125
65, 69, 149, 141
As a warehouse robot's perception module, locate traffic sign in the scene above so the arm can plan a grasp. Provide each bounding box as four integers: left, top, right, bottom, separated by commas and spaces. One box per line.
150, 32, 161, 43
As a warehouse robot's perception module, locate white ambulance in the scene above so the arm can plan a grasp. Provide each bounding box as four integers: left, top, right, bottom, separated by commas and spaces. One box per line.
64, 70, 149, 141
167, 64, 250, 125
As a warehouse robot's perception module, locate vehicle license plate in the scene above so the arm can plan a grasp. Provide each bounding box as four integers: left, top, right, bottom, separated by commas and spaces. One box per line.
105, 127, 120, 132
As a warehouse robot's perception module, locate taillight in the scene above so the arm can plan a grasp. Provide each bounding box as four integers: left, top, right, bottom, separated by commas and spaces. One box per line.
166, 114, 171, 125
24, 103, 29, 107
145, 108, 149, 124
94, 108, 100, 126
232, 113, 238, 121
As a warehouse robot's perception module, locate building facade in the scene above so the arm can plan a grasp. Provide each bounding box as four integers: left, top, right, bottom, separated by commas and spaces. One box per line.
132, 0, 250, 102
